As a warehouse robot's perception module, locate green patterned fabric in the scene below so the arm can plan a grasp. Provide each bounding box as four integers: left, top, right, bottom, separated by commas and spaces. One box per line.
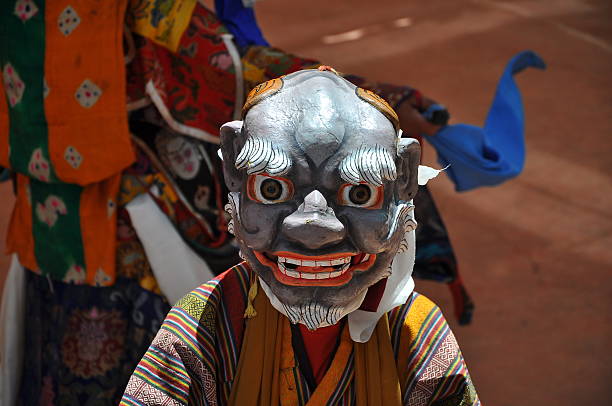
30, 179, 85, 280
0, 0, 56, 181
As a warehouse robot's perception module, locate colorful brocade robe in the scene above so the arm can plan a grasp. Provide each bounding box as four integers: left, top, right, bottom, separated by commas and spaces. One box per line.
121, 263, 480, 406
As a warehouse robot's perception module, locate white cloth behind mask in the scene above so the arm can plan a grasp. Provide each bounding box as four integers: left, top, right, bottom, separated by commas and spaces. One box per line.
348, 230, 416, 342
126, 193, 215, 305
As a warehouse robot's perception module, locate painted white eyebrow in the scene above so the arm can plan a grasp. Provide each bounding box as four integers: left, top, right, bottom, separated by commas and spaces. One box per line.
338, 145, 396, 186
234, 136, 292, 176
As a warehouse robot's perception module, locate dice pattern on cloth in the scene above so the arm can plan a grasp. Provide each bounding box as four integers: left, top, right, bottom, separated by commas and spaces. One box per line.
28, 148, 51, 182
14, 0, 39, 22
64, 264, 86, 284
107, 199, 116, 218
94, 268, 112, 286
57, 5, 80, 36
35, 195, 67, 227
3, 63, 25, 107
75, 79, 102, 108
64, 145, 83, 169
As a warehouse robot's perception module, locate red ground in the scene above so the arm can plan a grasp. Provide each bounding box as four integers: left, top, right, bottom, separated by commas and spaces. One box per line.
2, 0, 611, 404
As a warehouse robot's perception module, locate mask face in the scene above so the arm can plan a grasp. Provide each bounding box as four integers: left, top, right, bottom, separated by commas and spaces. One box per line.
221, 70, 420, 330
156, 135, 201, 180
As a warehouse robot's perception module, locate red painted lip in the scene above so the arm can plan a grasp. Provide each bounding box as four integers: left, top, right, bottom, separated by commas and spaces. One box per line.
254, 251, 377, 287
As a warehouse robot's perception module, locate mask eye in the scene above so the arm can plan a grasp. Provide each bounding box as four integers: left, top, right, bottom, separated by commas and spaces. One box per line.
338, 183, 383, 209
248, 174, 293, 204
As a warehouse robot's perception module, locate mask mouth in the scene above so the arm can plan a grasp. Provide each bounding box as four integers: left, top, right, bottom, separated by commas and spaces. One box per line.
253, 251, 377, 287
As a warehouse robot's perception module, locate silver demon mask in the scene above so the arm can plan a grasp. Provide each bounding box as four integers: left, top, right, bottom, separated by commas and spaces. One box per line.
220, 70, 420, 330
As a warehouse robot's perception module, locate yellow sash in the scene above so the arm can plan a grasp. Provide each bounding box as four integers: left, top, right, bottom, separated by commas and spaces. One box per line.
229, 280, 402, 405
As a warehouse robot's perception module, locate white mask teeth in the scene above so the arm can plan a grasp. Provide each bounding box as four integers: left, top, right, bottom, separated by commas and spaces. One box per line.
285, 257, 301, 265
286, 269, 300, 278
329, 270, 342, 278
276, 256, 354, 280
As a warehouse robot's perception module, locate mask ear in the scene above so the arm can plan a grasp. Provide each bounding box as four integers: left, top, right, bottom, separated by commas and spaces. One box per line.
396, 138, 421, 201
220, 120, 245, 192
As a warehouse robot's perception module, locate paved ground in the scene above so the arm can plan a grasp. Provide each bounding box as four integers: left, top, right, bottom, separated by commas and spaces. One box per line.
1, 0, 611, 404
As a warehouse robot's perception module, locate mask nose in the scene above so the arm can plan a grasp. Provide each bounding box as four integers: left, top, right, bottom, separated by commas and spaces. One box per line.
281, 190, 346, 249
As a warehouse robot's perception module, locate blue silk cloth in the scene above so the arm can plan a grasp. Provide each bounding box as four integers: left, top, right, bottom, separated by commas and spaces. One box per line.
214, 0, 269, 47
423, 50, 546, 192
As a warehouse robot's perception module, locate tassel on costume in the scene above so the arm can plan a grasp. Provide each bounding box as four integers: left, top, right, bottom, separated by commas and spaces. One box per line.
244, 277, 258, 318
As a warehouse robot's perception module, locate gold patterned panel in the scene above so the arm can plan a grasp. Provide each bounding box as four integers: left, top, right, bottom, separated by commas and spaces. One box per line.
356, 87, 400, 131
242, 77, 284, 117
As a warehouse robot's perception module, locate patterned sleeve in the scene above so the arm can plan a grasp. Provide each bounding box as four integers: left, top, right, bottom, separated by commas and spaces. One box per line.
425, 337, 480, 406
121, 295, 219, 406
392, 293, 481, 406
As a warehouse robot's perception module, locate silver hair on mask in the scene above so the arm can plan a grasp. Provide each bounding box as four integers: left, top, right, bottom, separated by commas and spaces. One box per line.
225, 192, 241, 235
339, 145, 397, 186
235, 136, 292, 176
386, 202, 417, 242
397, 232, 413, 253
282, 301, 344, 331
224, 202, 234, 235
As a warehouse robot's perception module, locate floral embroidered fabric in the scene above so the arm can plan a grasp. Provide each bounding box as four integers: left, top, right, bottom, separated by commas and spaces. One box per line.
18, 271, 170, 405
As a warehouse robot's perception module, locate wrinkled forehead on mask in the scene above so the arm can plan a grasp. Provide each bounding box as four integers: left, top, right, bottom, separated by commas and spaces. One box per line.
238, 70, 401, 170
